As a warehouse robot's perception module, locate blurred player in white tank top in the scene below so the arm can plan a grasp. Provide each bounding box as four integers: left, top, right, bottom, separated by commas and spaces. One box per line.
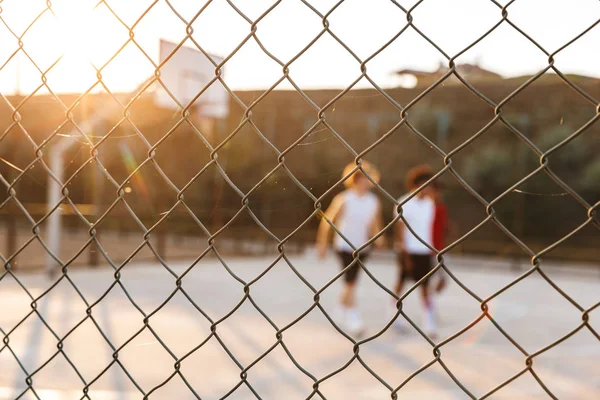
393, 165, 438, 338
316, 161, 385, 336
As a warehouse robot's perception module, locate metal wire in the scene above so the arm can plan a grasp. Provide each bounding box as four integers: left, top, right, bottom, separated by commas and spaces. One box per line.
0, 0, 598, 399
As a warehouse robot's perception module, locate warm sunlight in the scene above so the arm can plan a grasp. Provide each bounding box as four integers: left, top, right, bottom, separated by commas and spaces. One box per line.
0, 0, 147, 94
49, 0, 142, 93
52, 0, 97, 60
1, 1, 599, 399
1, 0, 599, 95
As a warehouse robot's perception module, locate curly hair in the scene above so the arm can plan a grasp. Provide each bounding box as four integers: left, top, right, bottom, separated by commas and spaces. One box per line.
405, 164, 434, 190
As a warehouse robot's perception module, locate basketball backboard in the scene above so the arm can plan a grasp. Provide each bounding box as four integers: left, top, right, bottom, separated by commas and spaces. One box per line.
155, 40, 229, 118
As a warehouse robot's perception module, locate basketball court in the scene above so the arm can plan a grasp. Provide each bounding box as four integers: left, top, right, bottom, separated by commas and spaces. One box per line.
0, 252, 598, 399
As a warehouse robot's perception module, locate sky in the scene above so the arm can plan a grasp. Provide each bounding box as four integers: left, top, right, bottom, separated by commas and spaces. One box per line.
0, 0, 599, 97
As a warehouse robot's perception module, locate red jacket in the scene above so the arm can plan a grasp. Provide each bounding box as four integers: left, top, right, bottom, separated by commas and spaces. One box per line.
432, 201, 448, 251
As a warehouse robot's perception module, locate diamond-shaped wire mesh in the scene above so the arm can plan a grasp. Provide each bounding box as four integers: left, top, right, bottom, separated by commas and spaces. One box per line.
0, 0, 599, 399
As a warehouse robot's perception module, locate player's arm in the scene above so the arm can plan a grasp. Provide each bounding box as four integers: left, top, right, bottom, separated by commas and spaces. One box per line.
316, 194, 345, 258
436, 205, 450, 292
394, 213, 413, 271
370, 200, 386, 249
393, 205, 405, 252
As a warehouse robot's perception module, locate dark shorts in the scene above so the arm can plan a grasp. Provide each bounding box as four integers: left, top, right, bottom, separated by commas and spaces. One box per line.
397, 252, 433, 284
336, 251, 370, 284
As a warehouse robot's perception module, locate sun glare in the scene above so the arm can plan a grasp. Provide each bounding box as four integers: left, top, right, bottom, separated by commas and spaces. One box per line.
51, 1, 96, 59
39, 0, 139, 93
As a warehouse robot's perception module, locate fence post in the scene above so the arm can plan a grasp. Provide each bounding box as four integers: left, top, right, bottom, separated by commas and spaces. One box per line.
6, 212, 17, 270
157, 227, 167, 262
46, 147, 64, 277
510, 114, 531, 271
88, 103, 101, 268
199, 117, 222, 234
5, 169, 18, 270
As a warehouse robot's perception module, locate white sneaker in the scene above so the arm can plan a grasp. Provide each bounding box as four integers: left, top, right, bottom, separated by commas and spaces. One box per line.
429, 296, 442, 325
424, 310, 437, 339
346, 309, 364, 337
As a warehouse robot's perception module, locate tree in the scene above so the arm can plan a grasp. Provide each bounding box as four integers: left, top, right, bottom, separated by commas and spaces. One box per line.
580, 159, 600, 203
463, 146, 513, 200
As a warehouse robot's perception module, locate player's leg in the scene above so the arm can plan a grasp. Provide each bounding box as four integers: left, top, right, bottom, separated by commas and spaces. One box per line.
420, 281, 437, 337
416, 255, 437, 338
337, 252, 363, 335
340, 278, 356, 308
334, 251, 351, 324
394, 251, 411, 296
392, 252, 410, 331
434, 266, 448, 293
432, 265, 448, 325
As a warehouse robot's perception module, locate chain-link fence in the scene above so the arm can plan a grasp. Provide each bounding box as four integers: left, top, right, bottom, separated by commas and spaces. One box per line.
0, 0, 599, 399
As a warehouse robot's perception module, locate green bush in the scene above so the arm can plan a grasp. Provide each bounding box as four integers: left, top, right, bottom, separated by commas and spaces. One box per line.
581, 159, 600, 202
463, 146, 514, 198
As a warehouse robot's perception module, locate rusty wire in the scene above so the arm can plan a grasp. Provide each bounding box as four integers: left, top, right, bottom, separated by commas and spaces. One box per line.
0, 0, 598, 399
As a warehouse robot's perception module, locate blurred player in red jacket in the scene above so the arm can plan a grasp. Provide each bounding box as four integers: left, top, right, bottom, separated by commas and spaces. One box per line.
432, 182, 451, 293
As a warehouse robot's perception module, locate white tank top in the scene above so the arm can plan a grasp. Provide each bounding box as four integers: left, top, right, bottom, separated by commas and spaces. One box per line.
333, 190, 379, 252
394, 193, 435, 255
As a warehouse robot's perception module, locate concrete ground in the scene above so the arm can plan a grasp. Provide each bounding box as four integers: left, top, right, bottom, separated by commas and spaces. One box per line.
0, 252, 598, 399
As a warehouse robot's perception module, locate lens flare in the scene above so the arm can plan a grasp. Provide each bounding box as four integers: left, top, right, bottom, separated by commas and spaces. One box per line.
119, 141, 151, 206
